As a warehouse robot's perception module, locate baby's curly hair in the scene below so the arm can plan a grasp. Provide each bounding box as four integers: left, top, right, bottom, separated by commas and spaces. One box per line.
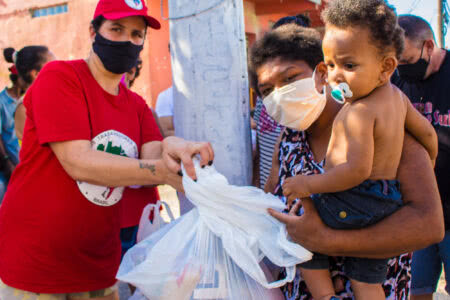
321, 0, 404, 59
248, 24, 323, 96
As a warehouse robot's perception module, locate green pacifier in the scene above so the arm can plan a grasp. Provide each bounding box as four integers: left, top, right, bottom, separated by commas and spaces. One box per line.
331, 83, 353, 104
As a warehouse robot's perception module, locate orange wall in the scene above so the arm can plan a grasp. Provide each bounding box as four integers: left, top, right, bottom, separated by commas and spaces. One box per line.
145, 0, 171, 107
0, 0, 97, 94
244, 1, 259, 35
244, 0, 326, 37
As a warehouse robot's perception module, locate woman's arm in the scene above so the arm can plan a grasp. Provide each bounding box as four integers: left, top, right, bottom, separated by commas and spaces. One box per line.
269, 133, 444, 258
50, 140, 171, 187
50, 136, 214, 189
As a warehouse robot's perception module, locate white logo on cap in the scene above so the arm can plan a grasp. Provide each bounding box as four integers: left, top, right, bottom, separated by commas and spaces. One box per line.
124, 0, 143, 10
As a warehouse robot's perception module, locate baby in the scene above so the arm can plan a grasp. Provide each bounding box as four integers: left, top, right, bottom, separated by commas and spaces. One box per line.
282, 0, 438, 299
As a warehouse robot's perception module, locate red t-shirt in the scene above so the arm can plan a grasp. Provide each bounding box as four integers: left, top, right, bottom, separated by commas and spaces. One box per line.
121, 186, 160, 228
0, 60, 162, 293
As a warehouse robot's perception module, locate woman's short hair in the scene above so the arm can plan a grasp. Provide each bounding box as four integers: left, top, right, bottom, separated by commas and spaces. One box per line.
248, 24, 323, 96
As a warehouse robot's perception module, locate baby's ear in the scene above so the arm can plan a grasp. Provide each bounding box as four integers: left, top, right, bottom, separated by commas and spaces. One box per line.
379, 55, 398, 85
314, 62, 328, 93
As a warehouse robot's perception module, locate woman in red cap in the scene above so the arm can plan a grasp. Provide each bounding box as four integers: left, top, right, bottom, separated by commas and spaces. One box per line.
0, 0, 214, 299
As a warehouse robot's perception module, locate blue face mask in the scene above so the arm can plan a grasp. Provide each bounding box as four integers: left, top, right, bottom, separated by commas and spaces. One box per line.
93, 33, 143, 74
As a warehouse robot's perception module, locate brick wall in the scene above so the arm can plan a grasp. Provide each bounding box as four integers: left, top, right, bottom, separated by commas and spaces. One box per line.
0, 0, 170, 107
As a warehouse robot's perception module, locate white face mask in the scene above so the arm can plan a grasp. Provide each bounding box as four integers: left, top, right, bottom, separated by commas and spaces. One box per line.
263, 71, 327, 131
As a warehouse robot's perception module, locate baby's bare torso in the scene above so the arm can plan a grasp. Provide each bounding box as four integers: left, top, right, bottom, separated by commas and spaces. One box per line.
326, 84, 407, 180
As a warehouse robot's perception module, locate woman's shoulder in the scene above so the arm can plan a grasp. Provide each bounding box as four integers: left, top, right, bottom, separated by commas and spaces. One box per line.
39, 60, 85, 78
123, 87, 150, 113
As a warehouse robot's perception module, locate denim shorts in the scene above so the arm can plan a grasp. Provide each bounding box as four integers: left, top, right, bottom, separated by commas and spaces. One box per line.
120, 225, 139, 260
301, 180, 403, 283
411, 230, 450, 295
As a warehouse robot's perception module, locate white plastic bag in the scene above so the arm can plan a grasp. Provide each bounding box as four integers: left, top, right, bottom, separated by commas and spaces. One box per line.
117, 161, 312, 300
136, 200, 175, 243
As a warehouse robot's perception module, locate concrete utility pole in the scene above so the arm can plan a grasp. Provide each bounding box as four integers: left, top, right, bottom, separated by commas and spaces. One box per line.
438, 0, 445, 48
169, 0, 252, 189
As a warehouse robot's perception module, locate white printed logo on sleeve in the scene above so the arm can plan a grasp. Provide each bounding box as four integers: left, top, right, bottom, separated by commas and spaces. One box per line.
77, 130, 138, 206
124, 0, 143, 10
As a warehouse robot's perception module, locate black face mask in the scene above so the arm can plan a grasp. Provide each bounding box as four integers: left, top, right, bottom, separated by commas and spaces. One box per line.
397, 43, 430, 83
93, 33, 143, 74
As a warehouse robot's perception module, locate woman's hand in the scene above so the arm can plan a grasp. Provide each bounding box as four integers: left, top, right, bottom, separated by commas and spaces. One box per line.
162, 136, 214, 180
162, 162, 184, 193
268, 197, 330, 252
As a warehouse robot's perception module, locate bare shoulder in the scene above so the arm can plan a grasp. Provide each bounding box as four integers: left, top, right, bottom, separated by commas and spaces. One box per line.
345, 97, 377, 121
355, 84, 405, 115
392, 84, 409, 108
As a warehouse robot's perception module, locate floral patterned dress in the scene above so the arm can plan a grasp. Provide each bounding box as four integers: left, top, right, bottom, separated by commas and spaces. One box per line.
275, 128, 412, 300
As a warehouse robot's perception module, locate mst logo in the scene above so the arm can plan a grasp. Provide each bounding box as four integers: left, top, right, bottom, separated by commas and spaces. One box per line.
124, 0, 143, 10
77, 130, 138, 207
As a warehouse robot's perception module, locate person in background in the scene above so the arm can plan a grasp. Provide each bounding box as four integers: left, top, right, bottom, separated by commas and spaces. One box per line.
155, 85, 174, 137
123, 57, 165, 136
0, 49, 23, 200
251, 14, 310, 188
393, 14, 450, 300
0, 0, 213, 299
1, 46, 54, 202
13, 46, 55, 143
125, 57, 142, 89
155, 43, 175, 137
272, 13, 311, 29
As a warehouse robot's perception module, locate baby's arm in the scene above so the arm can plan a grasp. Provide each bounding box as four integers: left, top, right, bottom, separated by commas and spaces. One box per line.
283, 105, 374, 200
404, 96, 438, 163
270, 134, 444, 258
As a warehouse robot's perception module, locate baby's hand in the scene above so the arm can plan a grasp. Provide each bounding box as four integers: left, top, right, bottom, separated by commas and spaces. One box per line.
282, 175, 311, 206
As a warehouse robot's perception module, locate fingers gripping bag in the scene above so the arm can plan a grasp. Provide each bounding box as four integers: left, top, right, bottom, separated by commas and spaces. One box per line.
117, 161, 312, 300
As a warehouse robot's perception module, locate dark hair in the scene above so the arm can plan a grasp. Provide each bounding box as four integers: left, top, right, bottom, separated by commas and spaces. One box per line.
272, 14, 311, 29
398, 14, 435, 47
321, 0, 404, 59
91, 15, 148, 33
3, 47, 15, 63
91, 15, 107, 33
128, 58, 143, 88
3, 47, 18, 84
248, 24, 323, 96
15, 46, 50, 84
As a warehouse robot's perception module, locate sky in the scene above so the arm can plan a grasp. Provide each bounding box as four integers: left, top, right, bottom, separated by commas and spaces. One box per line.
388, 0, 449, 47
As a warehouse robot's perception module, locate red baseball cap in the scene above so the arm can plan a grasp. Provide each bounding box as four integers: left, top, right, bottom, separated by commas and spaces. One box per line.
94, 0, 161, 30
